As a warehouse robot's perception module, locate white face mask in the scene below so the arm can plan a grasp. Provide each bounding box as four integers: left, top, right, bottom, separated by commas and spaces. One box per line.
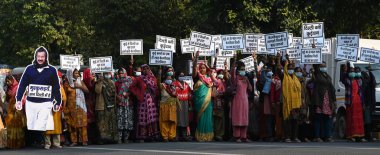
165, 79, 172, 85
178, 77, 185, 82
217, 74, 224, 79
212, 73, 217, 78
104, 74, 111, 79
135, 72, 141, 76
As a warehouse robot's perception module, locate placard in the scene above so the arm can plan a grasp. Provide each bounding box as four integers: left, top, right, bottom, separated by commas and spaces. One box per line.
301, 48, 322, 64
302, 22, 324, 38
335, 46, 359, 61
222, 34, 244, 50
288, 33, 293, 47
180, 39, 196, 54
149, 49, 173, 66
322, 39, 331, 54
212, 35, 222, 50
189, 31, 212, 49
182, 76, 194, 90
286, 48, 301, 60
188, 60, 207, 74
245, 33, 260, 49
336, 34, 359, 47
257, 36, 271, 54
120, 39, 143, 55
28, 84, 52, 99
89, 56, 113, 73
156, 35, 176, 53
241, 48, 254, 55
240, 56, 255, 72
217, 50, 235, 57
197, 42, 216, 56
359, 47, 380, 63
303, 37, 324, 48
264, 32, 289, 49
216, 57, 230, 70
60, 55, 80, 70
293, 37, 302, 46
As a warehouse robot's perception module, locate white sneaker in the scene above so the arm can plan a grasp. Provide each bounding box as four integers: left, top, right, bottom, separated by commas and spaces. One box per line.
44, 145, 50, 150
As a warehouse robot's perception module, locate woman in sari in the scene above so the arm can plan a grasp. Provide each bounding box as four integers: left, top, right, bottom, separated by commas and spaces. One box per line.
192, 51, 216, 142
129, 64, 159, 142
83, 68, 97, 144
64, 68, 89, 146
117, 68, 134, 143
5, 75, 26, 149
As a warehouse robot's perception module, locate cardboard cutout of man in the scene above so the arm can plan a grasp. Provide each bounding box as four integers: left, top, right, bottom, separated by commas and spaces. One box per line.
15, 46, 62, 131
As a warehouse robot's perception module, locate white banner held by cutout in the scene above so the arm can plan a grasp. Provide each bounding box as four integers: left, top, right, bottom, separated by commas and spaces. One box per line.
60, 55, 80, 70
222, 34, 244, 50
180, 39, 196, 54
156, 35, 176, 53
89, 56, 113, 73
336, 34, 360, 47
120, 39, 143, 55
240, 56, 255, 72
28, 84, 52, 99
301, 48, 322, 64
189, 31, 212, 49
264, 32, 289, 49
335, 46, 359, 62
360, 47, 380, 63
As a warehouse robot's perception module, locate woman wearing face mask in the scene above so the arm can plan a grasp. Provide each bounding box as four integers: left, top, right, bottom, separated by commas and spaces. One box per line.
192, 51, 217, 142
129, 64, 159, 142
212, 69, 228, 141
172, 72, 192, 141
94, 72, 118, 144
295, 67, 312, 142
64, 68, 89, 146
342, 65, 365, 142
282, 60, 302, 143
157, 66, 179, 142
231, 56, 252, 143
82, 68, 97, 144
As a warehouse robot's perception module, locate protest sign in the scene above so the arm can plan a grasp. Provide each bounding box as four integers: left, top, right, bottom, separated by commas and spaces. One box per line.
302, 22, 324, 38
188, 60, 207, 74
215, 57, 230, 70
149, 49, 173, 66
303, 37, 325, 48
222, 34, 245, 50
301, 48, 322, 64
241, 48, 254, 54
216, 50, 235, 57
197, 42, 216, 56
288, 33, 293, 47
293, 37, 302, 46
359, 47, 380, 63
180, 39, 196, 54
240, 56, 255, 72
89, 56, 113, 73
156, 35, 176, 53
60, 55, 80, 70
212, 35, 222, 50
322, 39, 331, 54
336, 34, 359, 47
245, 33, 260, 49
120, 39, 143, 55
182, 76, 194, 90
287, 48, 301, 60
335, 45, 359, 61
264, 32, 289, 49
28, 84, 52, 99
257, 36, 271, 54
190, 31, 212, 49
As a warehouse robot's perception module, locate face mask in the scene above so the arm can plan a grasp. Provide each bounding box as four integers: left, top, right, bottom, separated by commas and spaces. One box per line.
167, 71, 173, 76
104, 74, 111, 79
178, 77, 185, 82
288, 70, 294, 75
356, 72, 362, 78
320, 67, 327, 73
349, 72, 356, 78
266, 72, 273, 77
135, 72, 141, 76
165, 79, 172, 85
281, 69, 284, 73
212, 73, 217, 78
296, 72, 303, 78
217, 74, 224, 79
239, 71, 246, 76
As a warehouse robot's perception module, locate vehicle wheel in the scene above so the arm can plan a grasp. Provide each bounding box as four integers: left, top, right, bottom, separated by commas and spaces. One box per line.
337, 112, 346, 139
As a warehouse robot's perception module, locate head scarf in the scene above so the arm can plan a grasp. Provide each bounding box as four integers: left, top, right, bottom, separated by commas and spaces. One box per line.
197, 63, 212, 86
66, 68, 75, 88
83, 68, 93, 87
6, 75, 19, 97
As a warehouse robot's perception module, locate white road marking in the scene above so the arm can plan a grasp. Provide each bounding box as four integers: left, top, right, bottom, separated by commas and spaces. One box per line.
69, 147, 243, 155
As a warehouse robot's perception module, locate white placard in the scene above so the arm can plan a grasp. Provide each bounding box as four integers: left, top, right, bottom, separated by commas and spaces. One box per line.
288, 33, 293, 47
264, 32, 289, 49
197, 42, 216, 56
182, 76, 194, 90
336, 34, 359, 47
240, 56, 255, 72
303, 37, 325, 48
212, 35, 222, 50
217, 50, 235, 57
335, 45, 359, 61
257, 36, 271, 54
156, 35, 176, 53
245, 33, 260, 49
216, 57, 230, 70
302, 22, 324, 38
322, 39, 331, 54
149, 49, 173, 66
222, 34, 245, 50
180, 39, 196, 54
301, 48, 322, 64
189, 31, 212, 49
120, 39, 143, 55
286, 48, 301, 60
241, 48, 254, 54
293, 37, 302, 46
188, 60, 207, 74
60, 55, 80, 70
28, 84, 52, 99
89, 56, 113, 73
359, 47, 380, 63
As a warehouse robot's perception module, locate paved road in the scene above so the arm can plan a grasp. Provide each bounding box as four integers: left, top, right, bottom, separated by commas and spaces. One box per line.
2, 141, 380, 155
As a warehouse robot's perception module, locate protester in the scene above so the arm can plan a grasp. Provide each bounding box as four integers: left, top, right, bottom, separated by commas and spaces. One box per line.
212, 68, 227, 142
95, 72, 118, 144
295, 67, 312, 142
82, 68, 97, 144
173, 71, 192, 141
117, 68, 134, 143
361, 65, 377, 141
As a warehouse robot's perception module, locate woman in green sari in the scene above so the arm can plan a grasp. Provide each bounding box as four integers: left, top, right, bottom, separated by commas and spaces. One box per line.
192, 51, 217, 142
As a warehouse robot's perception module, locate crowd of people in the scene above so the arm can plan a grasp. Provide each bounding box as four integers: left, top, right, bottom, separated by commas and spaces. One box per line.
0, 48, 377, 150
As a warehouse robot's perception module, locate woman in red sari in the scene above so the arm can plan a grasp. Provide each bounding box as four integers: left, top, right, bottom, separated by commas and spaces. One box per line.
83, 68, 97, 144
342, 65, 365, 142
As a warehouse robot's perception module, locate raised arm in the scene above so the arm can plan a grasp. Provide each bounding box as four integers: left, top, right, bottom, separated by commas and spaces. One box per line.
192, 51, 200, 79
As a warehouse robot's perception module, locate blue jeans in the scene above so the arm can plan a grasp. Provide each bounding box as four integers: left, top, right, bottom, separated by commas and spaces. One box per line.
313, 113, 333, 139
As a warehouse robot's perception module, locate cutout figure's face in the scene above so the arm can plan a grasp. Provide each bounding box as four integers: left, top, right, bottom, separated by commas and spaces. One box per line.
36, 52, 46, 65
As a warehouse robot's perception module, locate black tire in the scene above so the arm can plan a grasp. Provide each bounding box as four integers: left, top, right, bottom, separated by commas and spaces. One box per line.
336, 111, 346, 139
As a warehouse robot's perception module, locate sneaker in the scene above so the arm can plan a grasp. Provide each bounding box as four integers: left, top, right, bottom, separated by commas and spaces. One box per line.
235, 139, 242, 143
284, 138, 291, 143
44, 145, 50, 150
